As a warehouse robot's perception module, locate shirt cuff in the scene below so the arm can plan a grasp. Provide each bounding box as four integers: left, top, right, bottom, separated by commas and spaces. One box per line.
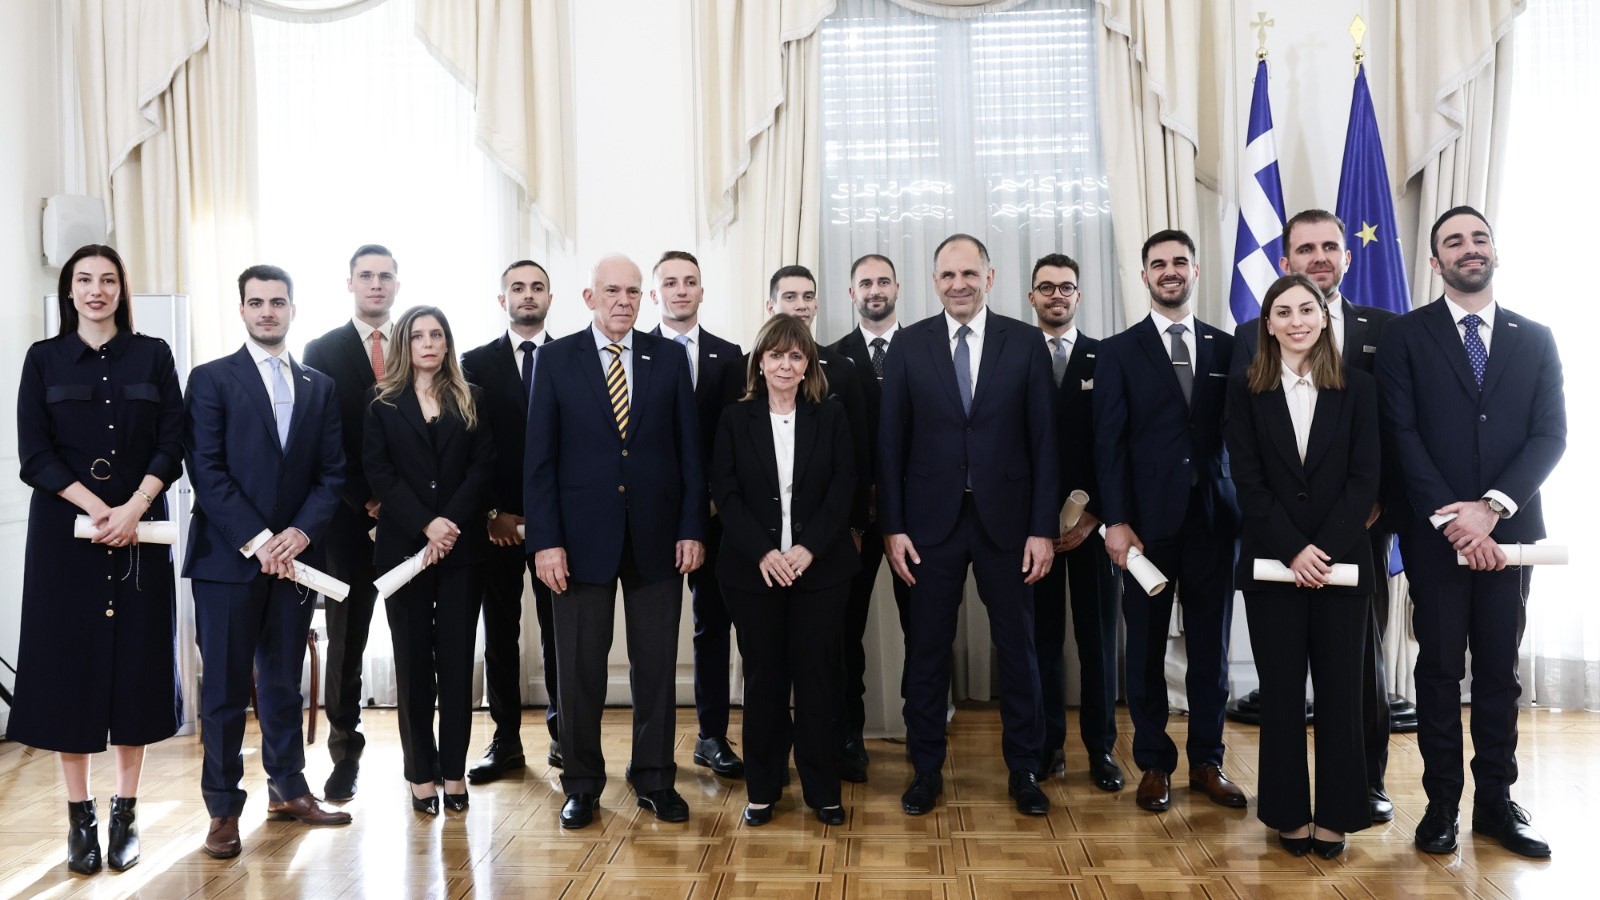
1482, 490, 1518, 518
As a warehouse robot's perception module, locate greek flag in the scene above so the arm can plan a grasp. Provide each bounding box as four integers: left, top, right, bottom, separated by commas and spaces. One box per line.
1228, 59, 1287, 326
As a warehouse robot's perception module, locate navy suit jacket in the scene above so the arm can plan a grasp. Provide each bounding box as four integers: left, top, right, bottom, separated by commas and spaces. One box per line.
1051, 331, 1102, 518
461, 331, 552, 516
650, 325, 742, 476
1093, 315, 1239, 542
524, 327, 707, 584
878, 307, 1059, 549
1375, 298, 1565, 556
182, 346, 345, 583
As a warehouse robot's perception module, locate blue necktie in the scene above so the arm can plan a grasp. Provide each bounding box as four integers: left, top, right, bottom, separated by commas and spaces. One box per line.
954, 324, 973, 416
269, 357, 292, 448
674, 333, 695, 387
1461, 313, 1487, 387
520, 339, 536, 398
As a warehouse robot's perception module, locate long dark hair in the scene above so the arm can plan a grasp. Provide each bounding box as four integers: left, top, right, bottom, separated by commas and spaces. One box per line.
1246, 274, 1345, 393
376, 305, 478, 430
57, 244, 133, 336
742, 314, 828, 404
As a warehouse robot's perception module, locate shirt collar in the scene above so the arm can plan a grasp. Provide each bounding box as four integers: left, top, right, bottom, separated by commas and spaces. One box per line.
860, 321, 899, 345
1443, 296, 1496, 330
72, 329, 133, 359
352, 318, 393, 343
660, 321, 701, 345
591, 323, 633, 351
1280, 360, 1314, 388
944, 305, 988, 340
507, 327, 548, 349
1326, 298, 1344, 324
245, 339, 292, 366
1148, 309, 1196, 336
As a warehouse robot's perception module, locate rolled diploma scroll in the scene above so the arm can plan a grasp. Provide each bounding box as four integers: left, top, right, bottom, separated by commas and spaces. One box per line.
1099, 524, 1168, 596
1059, 490, 1090, 532
1252, 558, 1360, 587
1428, 513, 1568, 566
239, 529, 351, 602
375, 555, 429, 602
74, 516, 177, 544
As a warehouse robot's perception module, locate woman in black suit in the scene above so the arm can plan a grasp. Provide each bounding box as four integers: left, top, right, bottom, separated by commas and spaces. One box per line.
1225, 274, 1381, 858
711, 314, 858, 826
364, 305, 494, 815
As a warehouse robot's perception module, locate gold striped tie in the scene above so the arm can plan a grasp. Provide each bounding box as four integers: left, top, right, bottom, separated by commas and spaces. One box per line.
605, 342, 629, 440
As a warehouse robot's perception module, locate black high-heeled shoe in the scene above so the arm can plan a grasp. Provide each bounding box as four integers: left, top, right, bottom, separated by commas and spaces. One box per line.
1310, 835, 1346, 858
742, 804, 774, 827
443, 791, 469, 812
411, 785, 439, 815
816, 805, 846, 825
1277, 829, 1312, 857
67, 798, 101, 875
107, 796, 140, 871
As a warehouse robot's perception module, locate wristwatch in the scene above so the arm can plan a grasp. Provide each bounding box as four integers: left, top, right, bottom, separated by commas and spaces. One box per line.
1483, 497, 1508, 518
487, 508, 501, 520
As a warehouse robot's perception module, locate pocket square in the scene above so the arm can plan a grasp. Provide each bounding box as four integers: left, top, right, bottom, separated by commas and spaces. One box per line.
1080, 379, 1093, 390
1363, 344, 1378, 353
1207, 371, 1227, 378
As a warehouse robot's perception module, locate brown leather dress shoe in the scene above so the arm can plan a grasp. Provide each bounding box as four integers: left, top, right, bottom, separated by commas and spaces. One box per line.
267, 794, 354, 826
1136, 769, 1171, 811
203, 816, 241, 859
1188, 764, 1248, 808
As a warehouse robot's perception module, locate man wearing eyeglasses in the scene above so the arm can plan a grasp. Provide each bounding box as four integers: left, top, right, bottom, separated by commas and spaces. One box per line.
1027, 253, 1124, 795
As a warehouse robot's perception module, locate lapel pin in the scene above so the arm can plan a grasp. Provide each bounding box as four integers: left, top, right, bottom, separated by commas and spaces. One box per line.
709, 353, 719, 358
1203, 334, 1214, 340
641, 354, 652, 360
1507, 322, 1519, 328
1356, 316, 1368, 323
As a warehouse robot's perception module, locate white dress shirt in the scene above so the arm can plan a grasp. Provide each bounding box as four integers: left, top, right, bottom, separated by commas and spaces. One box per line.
1326, 296, 1347, 356
1280, 361, 1316, 463
246, 339, 295, 405
591, 324, 635, 404
859, 321, 901, 347
771, 410, 797, 551
1042, 325, 1079, 355
352, 318, 393, 351
1148, 309, 1197, 361
660, 321, 702, 388
944, 306, 989, 394
508, 328, 549, 374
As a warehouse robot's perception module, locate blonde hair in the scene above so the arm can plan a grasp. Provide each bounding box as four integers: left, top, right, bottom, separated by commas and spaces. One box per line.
376, 305, 478, 430
1246, 274, 1345, 394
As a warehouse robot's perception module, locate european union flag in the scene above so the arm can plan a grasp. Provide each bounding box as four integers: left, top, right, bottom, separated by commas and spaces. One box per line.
1335, 65, 1410, 315
1228, 59, 1286, 326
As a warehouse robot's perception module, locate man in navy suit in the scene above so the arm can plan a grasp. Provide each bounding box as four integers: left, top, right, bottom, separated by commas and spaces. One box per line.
1230, 208, 1400, 823
647, 249, 745, 780
1094, 229, 1245, 814
301, 244, 400, 802
525, 254, 707, 829
1376, 206, 1565, 858
461, 260, 559, 783
184, 265, 352, 859
1027, 252, 1124, 793
879, 233, 1059, 817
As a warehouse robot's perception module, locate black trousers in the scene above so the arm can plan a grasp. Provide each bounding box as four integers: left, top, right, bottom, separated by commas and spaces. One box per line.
480, 544, 557, 749
689, 515, 733, 740
725, 580, 847, 808
1405, 529, 1529, 808
1362, 531, 1393, 788
193, 575, 317, 817
1121, 491, 1234, 774
386, 564, 484, 784
1034, 532, 1120, 767
904, 496, 1044, 775
553, 540, 683, 796
322, 506, 379, 765
838, 522, 911, 736
1244, 587, 1369, 833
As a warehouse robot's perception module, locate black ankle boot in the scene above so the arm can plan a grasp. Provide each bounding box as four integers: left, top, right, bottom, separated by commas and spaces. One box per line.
67, 798, 101, 875
107, 796, 140, 871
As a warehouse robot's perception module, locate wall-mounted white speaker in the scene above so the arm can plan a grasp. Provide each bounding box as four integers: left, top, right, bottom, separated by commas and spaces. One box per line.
41, 195, 109, 268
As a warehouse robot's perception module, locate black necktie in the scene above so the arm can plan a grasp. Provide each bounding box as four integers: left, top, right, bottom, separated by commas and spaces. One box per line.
520, 340, 536, 398
870, 337, 887, 380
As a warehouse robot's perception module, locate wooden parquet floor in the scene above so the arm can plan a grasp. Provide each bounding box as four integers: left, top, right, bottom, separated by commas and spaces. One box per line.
1, 705, 1596, 899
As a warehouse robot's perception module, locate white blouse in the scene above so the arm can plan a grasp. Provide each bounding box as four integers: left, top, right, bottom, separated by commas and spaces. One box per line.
770, 411, 797, 550
1280, 361, 1317, 463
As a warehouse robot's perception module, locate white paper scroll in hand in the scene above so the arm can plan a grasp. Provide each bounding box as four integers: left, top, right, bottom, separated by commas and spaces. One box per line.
1252, 558, 1360, 587
1099, 524, 1168, 596
375, 555, 430, 602
1429, 513, 1569, 567
1059, 490, 1090, 532
73, 516, 178, 544
239, 529, 351, 602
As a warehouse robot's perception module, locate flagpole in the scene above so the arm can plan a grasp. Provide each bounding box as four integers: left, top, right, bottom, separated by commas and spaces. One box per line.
1350, 14, 1367, 76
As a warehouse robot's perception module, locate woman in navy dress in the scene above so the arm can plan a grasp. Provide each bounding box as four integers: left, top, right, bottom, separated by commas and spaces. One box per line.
12, 244, 184, 875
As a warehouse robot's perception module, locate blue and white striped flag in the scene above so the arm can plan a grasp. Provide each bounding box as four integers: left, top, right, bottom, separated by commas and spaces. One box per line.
1228, 59, 1287, 326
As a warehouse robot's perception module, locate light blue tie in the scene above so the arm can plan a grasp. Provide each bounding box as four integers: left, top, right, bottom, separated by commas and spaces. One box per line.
269, 357, 292, 448
954, 324, 973, 416
673, 333, 695, 387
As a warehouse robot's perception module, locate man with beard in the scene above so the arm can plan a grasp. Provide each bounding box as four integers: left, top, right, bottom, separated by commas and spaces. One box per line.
460, 260, 560, 783
1027, 253, 1124, 793
1230, 209, 1400, 824
826, 253, 908, 782
648, 250, 746, 780
1376, 206, 1565, 858
1093, 229, 1244, 814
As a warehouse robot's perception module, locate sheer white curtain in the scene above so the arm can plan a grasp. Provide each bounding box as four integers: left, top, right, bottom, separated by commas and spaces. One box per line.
1497, 0, 1597, 711
251, 0, 524, 706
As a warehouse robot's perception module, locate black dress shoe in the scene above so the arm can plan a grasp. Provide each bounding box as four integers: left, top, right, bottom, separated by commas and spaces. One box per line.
816, 805, 846, 825
1415, 802, 1459, 854
1044, 748, 1067, 779
547, 740, 564, 769
637, 788, 691, 822
1278, 831, 1312, 856
443, 791, 469, 812
901, 771, 943, 816
1311, 835, 1346, 859
743, 805, 773, 827
561, 794, 598, 829
1368, 785, 1394, 823
323, 759, 359, 803
411, 786, 439, 816
693, 736, 746, 778
66, 798, 101, 876
1089, 753, 1125, 792
1472, 799, 1551, 858
1008, 772, 1050, 816
467, 741, 526, 784
107, 795, 139, 872
839, 735, 869, 783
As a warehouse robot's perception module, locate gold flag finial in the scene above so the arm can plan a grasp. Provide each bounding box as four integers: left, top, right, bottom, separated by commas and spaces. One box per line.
1251, 12, 1275, 61
1350, 14, 1367, 72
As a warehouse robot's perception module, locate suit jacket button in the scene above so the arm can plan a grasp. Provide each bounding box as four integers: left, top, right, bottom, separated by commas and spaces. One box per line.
1297, 492, 1308, 501
618, 485, 626, 493
429, 480, 437, 489
1478, 414, 1488, 422
622, 449, 629, 456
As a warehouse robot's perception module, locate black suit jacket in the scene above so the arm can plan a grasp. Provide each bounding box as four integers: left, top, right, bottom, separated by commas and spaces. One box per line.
878, 308, 1059, 548
461, 331, 552, 516
710, 397, 860, 592
650, 325, 742, 474
1093, 315, 1238, 542
1375, 298, 1566, 555
1050, 331, 1102, 517
828, 326, 892, 489
303, 322, 380, 512
363, 386, 496, 570
1224, 369, 1381, 593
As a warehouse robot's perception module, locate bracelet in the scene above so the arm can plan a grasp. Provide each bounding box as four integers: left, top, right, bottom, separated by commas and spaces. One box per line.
134, 489, 155, 506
